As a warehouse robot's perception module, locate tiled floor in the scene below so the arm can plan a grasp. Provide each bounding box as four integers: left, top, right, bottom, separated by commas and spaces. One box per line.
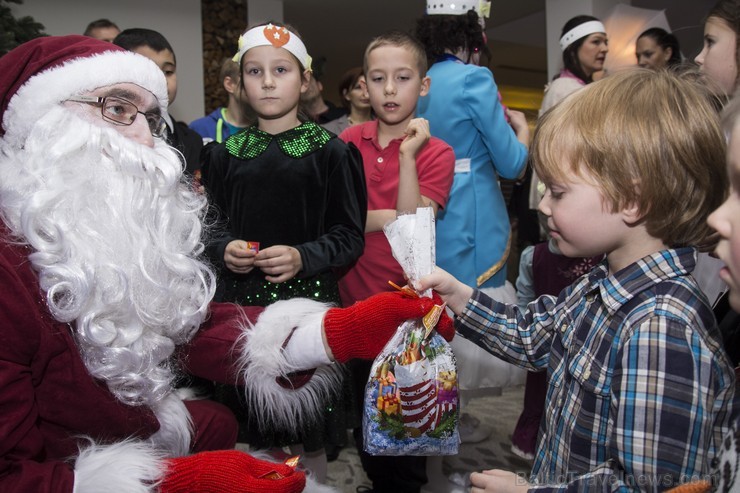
325, 385, 532, 493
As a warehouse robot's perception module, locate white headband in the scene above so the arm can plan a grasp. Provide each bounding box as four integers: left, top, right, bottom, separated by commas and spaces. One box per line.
233, 24, 312, 71
559, 20, 606, 51
426, 1, 491, 18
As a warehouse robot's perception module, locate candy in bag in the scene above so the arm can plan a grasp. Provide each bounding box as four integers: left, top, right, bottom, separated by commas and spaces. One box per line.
362, 207, 460, 455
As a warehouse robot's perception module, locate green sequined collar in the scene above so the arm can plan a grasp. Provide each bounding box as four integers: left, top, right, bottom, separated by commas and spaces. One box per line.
225, 121, 332, 160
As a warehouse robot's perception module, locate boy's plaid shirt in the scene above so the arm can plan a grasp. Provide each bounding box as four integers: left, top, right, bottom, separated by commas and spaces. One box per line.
457, 247, 735, 491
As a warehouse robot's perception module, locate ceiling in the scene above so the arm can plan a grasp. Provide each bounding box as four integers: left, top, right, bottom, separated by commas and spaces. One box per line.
282, 0, 714, 107
283, 0, 548, 102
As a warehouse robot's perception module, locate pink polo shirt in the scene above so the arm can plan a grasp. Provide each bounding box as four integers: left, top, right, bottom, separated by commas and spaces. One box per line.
338, 120, 454, 306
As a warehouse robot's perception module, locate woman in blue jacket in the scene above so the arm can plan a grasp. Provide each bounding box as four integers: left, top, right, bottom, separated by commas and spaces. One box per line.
415, 0, 530, 462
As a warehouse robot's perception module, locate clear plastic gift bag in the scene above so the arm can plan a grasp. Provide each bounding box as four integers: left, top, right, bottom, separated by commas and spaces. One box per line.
362, 207, 460, 456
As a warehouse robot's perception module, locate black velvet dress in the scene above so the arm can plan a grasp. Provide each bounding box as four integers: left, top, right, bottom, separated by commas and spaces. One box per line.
202, 121, 367, 451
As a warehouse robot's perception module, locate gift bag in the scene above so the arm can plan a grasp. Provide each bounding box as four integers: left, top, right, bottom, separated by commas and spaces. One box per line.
362, 207, 460, 456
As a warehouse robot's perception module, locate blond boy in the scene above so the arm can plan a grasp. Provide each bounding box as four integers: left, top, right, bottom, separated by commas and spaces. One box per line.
421, 69, 735, 492
338, 31, 454, 493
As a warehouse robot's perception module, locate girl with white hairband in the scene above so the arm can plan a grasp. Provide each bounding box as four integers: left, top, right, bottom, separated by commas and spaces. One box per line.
543, 14, 608, 112
525, 15, 608, 222
200, 21, 367, 484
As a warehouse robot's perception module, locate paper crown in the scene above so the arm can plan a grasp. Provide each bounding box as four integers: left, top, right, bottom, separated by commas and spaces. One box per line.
426, 1, 491, 17
233, 24, 312, 71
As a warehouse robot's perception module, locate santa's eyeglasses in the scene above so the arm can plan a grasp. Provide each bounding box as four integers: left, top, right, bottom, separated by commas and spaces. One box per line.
66, 95, 168, 138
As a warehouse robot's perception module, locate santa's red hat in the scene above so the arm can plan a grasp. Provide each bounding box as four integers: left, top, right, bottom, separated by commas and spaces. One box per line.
0, 35, 168, 147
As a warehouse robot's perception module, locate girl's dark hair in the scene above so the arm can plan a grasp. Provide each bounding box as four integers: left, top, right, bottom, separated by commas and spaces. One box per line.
415, 10, 486, 66
637, 27, 682, 66
560, 15, 601, 83
337, 67, 364, 109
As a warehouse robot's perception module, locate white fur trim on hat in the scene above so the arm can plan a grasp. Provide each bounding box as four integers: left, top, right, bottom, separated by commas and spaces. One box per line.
235, 298, 343, 433
3, 50, 167, 149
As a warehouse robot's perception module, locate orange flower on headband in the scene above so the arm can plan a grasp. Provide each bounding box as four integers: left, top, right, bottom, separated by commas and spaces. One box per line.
263, 24, 290, 49
234, 24, 312, 70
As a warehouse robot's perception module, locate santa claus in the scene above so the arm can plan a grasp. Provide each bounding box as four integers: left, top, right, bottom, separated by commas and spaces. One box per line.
0, 36, 453, 493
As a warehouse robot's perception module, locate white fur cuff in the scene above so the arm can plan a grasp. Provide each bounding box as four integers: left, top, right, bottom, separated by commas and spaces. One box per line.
73, 439, 166, 493
235, 298, 343, 434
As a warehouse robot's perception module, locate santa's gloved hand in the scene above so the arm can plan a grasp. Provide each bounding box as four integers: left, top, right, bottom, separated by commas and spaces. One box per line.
160, 450, 305, 493
324, 290, 454, 363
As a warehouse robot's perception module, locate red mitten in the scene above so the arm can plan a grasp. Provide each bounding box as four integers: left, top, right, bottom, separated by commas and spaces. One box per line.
160, 450, 305, 493
324, 290, 454, 363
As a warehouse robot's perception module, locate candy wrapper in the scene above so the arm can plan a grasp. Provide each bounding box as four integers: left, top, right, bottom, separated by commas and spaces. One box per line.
363, 207, 460, 456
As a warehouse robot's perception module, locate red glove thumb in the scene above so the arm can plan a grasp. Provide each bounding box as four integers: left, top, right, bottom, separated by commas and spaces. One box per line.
160, 450, 305, 493
324, 290, 450, 363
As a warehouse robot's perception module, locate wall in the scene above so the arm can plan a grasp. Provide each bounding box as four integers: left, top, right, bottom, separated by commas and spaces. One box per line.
11, 0, 206, 123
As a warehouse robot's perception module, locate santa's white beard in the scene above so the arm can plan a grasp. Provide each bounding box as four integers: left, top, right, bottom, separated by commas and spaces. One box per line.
0, 107, 216, 409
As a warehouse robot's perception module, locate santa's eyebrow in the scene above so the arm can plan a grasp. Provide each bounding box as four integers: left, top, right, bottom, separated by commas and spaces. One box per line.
100, 88, 160, 114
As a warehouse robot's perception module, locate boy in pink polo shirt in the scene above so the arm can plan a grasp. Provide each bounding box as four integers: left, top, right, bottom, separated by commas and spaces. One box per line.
337, 31, 454, 493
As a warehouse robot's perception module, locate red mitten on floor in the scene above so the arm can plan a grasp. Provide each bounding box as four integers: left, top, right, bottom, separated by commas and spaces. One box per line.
160, 450, 305, 493
324, 290, 454, 363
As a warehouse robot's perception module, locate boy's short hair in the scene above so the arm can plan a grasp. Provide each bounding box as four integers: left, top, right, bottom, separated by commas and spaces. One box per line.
219, 57, 240, 82
113, 28, 176, 62
363, 31, 427, 77
84, 19, 119, 37
533, 68, 727, 250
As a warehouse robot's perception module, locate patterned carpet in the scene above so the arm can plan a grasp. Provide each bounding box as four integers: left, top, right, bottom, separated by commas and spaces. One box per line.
325, 384, 533, 493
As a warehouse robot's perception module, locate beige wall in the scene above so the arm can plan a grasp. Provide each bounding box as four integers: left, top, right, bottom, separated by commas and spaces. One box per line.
11, 0, 207, 124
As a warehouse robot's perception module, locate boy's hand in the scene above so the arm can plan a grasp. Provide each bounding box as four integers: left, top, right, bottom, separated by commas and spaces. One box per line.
254, 245, 302, 283
470, 469, 530, 493
224, 240, 257, 274
416, 267, 473, 315
399, 117, 431, 160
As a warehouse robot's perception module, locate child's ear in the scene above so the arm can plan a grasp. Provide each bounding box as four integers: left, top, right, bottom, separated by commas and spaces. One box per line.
419, 75, 431, 97
621, 202, 643, 225
300, 70, 312, 94
223, 76, 237, 95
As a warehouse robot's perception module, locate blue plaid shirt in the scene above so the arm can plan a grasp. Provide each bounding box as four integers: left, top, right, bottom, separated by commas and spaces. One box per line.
457, 248, 735, 491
